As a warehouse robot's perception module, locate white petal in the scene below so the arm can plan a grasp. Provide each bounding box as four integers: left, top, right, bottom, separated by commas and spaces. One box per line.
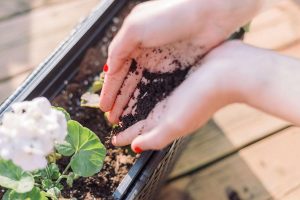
12, 153, 47, 171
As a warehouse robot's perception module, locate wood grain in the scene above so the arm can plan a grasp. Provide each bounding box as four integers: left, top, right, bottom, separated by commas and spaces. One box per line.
244, 0, 300, 50
164, 127, 300, 200
0, 0, 99, 80
0, 72, 30, 103
0, 0, 72, 20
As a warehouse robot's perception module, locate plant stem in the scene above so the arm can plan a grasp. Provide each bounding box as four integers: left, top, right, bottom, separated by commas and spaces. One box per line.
56, 162, 71, 184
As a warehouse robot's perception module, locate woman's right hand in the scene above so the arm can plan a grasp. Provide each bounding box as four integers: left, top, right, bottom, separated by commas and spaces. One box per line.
112, 40, 300, 152
100, 0, 262, 121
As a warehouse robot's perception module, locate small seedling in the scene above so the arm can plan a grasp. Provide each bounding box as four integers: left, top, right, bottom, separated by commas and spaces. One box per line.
81, 72, 105, 108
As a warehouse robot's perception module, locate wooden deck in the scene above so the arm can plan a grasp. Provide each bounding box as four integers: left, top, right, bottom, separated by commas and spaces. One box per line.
0, 0, 99, 103
161, 1, 300, 199
1, 1, 300, 200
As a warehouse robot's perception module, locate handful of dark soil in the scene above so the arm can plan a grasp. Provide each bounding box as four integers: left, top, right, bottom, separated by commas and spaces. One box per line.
114, 43, 204, 133
116, 62, 190, 132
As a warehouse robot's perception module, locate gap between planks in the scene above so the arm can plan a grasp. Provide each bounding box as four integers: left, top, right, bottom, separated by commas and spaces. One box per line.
168, 120, 292, 181
0, 0, 100, 103
162, 126, 300, 200
0, 0, 100, 82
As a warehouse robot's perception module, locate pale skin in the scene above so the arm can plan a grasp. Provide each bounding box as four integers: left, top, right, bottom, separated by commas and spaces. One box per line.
99, 0, 300, 152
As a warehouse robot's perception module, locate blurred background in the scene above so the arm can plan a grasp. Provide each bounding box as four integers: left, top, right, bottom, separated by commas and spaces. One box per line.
1, 0, 300, 199
0, 0, 99, 103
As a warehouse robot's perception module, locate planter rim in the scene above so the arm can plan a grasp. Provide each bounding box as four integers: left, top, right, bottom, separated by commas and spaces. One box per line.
0, 1, 245, 199
0, 1, 157, 199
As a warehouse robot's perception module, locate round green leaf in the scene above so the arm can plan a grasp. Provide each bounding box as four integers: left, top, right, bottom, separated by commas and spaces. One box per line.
7, 187, 48, 200
0, 159, 34, 193
55, 141, 75, 157
67, 120, 106, 177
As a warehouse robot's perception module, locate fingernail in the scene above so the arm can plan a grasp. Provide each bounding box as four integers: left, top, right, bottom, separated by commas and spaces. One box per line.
111, 136, 116, 146
133, 146, 143, 154
103, 63, 109, 72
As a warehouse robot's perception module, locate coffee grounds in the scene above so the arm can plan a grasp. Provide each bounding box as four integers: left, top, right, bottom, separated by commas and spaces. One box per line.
115, 62, 190, 133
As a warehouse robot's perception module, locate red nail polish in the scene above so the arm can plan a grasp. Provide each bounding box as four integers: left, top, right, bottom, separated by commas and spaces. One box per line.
133, 146, 143, 154
103, 64, 109, 72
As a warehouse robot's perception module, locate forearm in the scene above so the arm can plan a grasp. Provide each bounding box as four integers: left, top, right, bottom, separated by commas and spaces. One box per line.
236, 48, 300, 125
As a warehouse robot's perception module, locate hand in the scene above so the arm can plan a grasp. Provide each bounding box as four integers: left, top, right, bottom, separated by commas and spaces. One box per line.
99, 0, 262, 114
104, 41, 206, 124
111, 40, 300, 152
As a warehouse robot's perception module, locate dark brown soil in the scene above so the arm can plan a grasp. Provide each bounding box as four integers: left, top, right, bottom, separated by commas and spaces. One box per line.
50, 2, 143, 199
52, 48, 136, 199
0, 1, 141, 200
0, 1, 198, 199
116, 65, 190, 132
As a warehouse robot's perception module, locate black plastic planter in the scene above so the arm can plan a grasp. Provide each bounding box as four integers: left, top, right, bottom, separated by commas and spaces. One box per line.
0, 1, 190, 199
0, 1, 245, 199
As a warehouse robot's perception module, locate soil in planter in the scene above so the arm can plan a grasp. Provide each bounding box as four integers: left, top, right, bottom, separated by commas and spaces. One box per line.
52, 48, 136, 199
0, 1, 141, 200
50, 2, 142, 199
0, 0, 201, 199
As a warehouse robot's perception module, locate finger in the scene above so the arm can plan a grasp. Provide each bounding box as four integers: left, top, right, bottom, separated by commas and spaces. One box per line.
112, 120, 146, 147
113, 95, 168, 147
131, 122, 180, 152
106, 17, 142, 75
107, 65, 143, 124
121, 88, 140, 117
99, 60, 131, 112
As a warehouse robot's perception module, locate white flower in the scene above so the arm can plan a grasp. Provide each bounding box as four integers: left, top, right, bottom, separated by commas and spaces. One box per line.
0, 97, 67, 171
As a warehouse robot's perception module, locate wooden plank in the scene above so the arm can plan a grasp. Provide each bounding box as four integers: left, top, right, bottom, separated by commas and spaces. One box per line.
238, 127, 300, 199
163, 127, 300, 200
0, 72, 30, 103
170, 30, 300, 176
0, 0, 72, 21
170, 10, 300, 183
163, 155, 272, 200
213, 104, 289, 146
170, 115, 289, 178
244, 0, 300, 50
0, 0, 99, 82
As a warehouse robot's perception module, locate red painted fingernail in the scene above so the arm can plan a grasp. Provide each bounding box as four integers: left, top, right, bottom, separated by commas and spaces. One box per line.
103, 64, 109, 72
133, 146, 143, 154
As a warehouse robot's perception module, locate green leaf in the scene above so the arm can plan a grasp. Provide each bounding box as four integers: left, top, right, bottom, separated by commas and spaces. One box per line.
55, 141, 75, 157
8, 187, 48, 200
46, 164, 60, 180
66, 173, 77, 187
34, 164, 61, 181
42, 180, 52, 191
88, 72, 105, 93
66, 120, 106, 177
46, 187, 60, 200
52, 107, 71, 121
2, 190, 11, 200
0, 159, 34, 193
90, 80, 103, 93
46, 153, 62, 163
41, 179, 62, 192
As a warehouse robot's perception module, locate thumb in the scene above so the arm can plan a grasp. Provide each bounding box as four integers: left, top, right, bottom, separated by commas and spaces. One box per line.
131, 122, 181, 152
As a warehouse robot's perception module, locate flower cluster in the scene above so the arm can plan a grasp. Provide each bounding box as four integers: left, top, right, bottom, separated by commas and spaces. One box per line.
0, 97, 67, 171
